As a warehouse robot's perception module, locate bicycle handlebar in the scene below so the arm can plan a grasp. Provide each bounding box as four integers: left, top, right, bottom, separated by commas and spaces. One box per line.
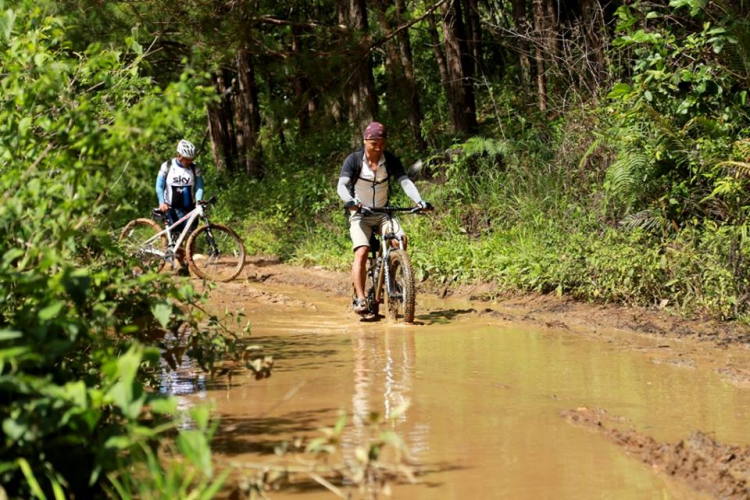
359, 206, 430, 216
199, 195, 217, 206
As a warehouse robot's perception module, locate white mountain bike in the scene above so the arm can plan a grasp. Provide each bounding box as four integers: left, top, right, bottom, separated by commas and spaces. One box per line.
119, 196, 246, 282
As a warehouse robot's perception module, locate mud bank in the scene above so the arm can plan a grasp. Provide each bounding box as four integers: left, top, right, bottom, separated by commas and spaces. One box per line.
563, 408, 750, 499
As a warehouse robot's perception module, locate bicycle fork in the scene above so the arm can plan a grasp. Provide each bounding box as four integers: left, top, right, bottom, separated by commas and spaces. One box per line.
203, 224, 221, 256
375, 251, 404, 304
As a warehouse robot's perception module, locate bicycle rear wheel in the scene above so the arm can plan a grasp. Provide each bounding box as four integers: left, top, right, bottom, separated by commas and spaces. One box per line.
119, 218, 167, 274
385, 249, 416, 323
186, 224, 246, 282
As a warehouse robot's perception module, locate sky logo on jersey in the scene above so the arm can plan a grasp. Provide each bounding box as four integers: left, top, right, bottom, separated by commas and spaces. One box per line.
172, 176, 191, 185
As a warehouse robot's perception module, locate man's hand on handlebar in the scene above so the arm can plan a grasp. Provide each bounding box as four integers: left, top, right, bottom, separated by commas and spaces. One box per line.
344, 197, 362, 211
159, 203, 169, 212
417, 200, 434, 212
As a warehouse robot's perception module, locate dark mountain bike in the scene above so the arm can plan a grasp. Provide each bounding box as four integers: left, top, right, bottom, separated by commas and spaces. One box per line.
354, 206, 429, 323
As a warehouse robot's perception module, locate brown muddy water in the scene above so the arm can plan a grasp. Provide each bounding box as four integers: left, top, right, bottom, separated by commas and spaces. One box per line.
165, 283, 750, 499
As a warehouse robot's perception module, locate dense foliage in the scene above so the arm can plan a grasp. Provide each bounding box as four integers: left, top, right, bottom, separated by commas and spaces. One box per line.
5, 0, 750, 496
0, 6, 248, 498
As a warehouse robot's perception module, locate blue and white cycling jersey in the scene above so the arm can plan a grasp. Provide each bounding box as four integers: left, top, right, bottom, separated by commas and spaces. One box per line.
156, 159, 203, 209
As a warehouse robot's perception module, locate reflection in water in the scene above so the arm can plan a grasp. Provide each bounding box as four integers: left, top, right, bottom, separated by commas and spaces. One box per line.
350, 328, 424, 453
159, 355, 206, 428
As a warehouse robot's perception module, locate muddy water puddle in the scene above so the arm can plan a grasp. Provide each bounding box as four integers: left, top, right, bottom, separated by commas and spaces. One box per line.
179, 283, 750, 499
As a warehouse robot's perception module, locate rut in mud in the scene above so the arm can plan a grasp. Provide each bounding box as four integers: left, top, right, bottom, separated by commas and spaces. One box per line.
563, 408, 750, 500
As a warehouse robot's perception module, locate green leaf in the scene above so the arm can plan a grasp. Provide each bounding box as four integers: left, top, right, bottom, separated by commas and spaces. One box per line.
107, 345, 146, 419
104, 435, 134, 451
177, 430, 213, 477
148, 396, 177, 415
0, 329, 21, 341
3, 419, 27, 441
151, 302, 171, 328
189, 405, 211, 433
38, 302, 64, 321
2, 248, 24, 266
17, 458, 46, 500
0, 9, 15, 42
608, 83, 633, 99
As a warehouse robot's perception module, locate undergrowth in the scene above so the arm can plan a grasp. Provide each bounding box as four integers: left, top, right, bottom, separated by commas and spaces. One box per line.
209, 103, 750, 321
201, 3, 750, 322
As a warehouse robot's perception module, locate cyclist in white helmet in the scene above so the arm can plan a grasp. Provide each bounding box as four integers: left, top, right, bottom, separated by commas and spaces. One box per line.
156, 139, 204, 238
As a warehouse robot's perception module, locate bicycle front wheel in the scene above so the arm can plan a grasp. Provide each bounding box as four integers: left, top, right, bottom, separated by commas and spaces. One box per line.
119, 218, 167, 274
385, 249, 416, 323
186, 224, 246, 282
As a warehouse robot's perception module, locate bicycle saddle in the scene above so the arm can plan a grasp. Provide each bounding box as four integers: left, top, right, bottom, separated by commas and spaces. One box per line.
151, 208, 166, 222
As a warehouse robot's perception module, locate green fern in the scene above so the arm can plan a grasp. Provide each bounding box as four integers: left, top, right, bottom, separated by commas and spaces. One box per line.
620, 208, 667, 232
605, 149, 649, 204
460, 137, 513, 158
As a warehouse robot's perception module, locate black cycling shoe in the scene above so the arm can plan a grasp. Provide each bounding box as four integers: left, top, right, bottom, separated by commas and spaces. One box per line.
353, 298, 368, 314
177, 263, 190, 277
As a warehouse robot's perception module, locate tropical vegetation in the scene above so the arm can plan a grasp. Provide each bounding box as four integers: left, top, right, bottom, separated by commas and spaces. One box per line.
4, 0, 750, 497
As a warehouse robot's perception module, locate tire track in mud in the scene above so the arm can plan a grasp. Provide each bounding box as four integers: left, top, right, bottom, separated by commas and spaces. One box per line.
563, 407, 750, 499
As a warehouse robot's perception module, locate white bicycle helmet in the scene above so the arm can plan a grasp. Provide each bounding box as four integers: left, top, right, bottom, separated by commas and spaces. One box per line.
176, 139, 196, 159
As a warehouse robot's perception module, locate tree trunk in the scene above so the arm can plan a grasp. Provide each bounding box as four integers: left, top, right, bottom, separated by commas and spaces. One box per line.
235, 48, 263, 178
544, 0, 560, 63
511, 0, 531, 88
440, 0, 478, 134
375, 0, 427, 150
395, 0, 427, 150
462, 0, 483, 78
427, 12, 450, 90
347, 0, 378, 142
581, 0, 607, 85
206, 69, 237, 174
533, 0, 548, 111
291, 26, 312, 136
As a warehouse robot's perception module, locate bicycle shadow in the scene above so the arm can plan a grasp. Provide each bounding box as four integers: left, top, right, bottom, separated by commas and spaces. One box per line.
415, 308, 477, 325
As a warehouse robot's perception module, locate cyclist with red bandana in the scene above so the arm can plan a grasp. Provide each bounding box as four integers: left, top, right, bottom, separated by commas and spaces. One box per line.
337, 122, 431, 314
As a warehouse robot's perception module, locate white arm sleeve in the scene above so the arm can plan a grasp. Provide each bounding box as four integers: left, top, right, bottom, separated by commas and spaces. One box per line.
398, 175, 422, 204
337, 176, 355, 202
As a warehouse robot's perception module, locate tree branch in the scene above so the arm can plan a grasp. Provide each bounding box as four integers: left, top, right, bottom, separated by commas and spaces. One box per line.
365, 0, 450, 57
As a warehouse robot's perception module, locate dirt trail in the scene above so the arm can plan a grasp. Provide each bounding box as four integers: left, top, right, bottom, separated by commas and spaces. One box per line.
234, 257, 750, 387
564, 407, 750, 499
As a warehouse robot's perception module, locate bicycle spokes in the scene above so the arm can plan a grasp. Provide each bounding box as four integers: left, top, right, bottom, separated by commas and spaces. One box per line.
187, 224, 245, 282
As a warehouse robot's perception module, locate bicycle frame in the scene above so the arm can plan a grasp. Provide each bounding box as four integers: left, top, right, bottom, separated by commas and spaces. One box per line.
362, 207, 417, 306
374, 218, 404, 304
140, 205, 205, 262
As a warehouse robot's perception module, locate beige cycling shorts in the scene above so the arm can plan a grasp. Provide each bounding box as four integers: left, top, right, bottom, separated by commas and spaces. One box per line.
349, 212, 405, 250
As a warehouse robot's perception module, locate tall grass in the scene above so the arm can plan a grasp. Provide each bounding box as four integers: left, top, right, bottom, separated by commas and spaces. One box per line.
212, 111, 750, 321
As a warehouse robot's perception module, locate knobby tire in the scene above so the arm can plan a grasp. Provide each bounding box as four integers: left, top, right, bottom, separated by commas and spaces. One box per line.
120, 218, 167, 274
186, 224, 246, 282
386, 249, 416, 323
